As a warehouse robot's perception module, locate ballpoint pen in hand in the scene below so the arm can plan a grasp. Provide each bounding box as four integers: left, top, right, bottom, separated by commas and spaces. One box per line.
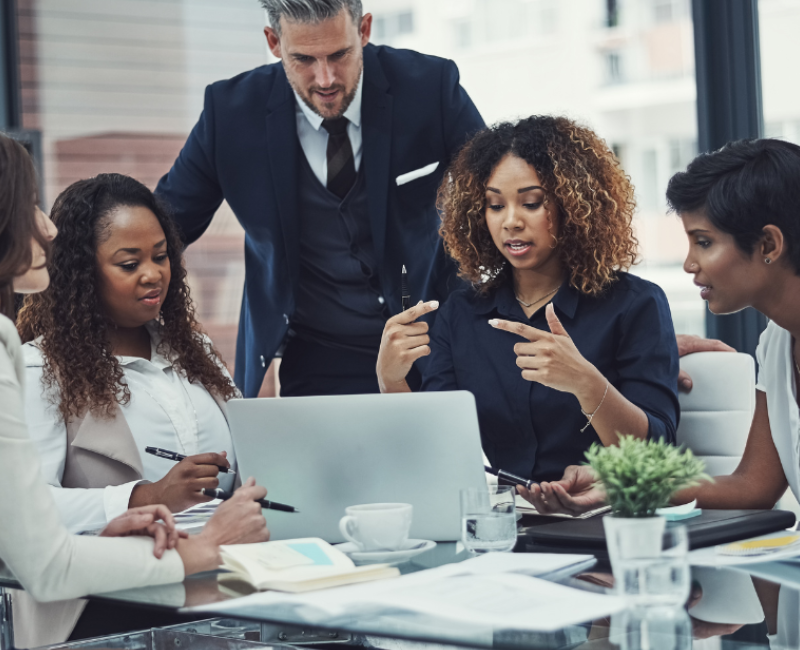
401, 264, 411, 311
202, 488, 300, 513
484, 465, 537, 490
145, 446, 236, 475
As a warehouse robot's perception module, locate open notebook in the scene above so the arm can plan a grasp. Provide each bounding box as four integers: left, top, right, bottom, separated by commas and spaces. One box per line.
219, 537, 400, 593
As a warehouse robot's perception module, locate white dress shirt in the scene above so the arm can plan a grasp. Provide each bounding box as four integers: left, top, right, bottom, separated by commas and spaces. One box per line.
755, 320, 800, 503
24, 322, 236, 533
293, 71, 363, 186
0, 314, 184, 604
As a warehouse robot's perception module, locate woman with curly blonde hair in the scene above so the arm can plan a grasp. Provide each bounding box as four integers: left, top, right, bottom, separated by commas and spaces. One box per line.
377, 115, 679, 484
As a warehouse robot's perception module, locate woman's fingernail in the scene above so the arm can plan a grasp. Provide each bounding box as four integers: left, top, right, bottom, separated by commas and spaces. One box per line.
488, 319, 499, 327
429, 301, 439, 309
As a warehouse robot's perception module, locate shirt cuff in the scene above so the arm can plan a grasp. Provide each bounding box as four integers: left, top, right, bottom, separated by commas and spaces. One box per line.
103, 480, 149, 523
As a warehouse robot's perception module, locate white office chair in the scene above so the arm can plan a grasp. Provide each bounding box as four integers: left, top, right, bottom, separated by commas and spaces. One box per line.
678, 351, 800, 516
676, 351, 755, 476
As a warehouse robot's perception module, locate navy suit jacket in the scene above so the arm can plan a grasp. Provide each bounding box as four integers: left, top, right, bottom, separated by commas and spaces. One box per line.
156, 44, 485, 396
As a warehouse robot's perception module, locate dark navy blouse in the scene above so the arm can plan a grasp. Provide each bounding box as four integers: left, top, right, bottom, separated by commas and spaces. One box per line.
420, 272, 680, 482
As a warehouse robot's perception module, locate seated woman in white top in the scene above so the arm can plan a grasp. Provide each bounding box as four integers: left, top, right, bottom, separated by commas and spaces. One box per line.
519, 138, 800, 515
0, 133, 269, 646
16, 173, 241, 534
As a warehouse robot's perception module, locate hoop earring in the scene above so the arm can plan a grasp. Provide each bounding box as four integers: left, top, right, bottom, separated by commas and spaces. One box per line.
550, 232, 558, 249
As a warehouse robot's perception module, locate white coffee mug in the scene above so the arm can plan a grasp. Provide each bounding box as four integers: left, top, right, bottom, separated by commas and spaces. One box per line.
339, 503, 413, 551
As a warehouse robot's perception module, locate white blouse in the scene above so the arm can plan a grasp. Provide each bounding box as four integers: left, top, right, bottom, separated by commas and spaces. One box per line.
0, 314, 184, 603
755, 320, 800, 502
24, 323, 237, 533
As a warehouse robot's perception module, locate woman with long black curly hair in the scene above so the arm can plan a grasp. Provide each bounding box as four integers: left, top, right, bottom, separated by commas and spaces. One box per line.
0, 134, 268, 648
377, 115, 680, 488
17, 173, 240, 535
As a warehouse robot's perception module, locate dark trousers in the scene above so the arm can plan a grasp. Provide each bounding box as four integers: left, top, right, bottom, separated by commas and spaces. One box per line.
279, 337, 381, 397
279, 337, 423, 397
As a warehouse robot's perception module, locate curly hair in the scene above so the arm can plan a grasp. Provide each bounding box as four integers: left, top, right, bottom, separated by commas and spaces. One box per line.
17, 173, 238, 421
438, 115, 638, 295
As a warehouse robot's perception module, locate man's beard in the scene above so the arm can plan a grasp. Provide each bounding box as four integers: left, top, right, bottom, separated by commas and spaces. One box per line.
294, 62, 362, 120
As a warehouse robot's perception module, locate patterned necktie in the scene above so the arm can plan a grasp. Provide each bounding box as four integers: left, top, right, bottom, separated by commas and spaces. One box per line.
322, 117, 356, 199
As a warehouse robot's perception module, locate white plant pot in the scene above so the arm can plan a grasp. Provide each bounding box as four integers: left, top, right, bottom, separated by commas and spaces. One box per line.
603, 515, 666, 570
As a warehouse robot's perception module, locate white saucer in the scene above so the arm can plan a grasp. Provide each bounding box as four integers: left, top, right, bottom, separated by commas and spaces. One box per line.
336, 539, 437, 565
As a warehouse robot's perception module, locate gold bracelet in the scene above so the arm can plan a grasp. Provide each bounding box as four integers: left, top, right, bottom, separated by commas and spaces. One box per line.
580, 382, 609, 433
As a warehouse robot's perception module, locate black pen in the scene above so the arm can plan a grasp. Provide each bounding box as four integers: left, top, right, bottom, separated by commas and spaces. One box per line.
484, 465, 537, 490
145, 446, 236, 475
401, 264, 411, 311
202, 488, 300, 513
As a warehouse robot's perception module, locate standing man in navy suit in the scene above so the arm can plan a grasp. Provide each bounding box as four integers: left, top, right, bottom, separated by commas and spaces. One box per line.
156, 0, 485, 397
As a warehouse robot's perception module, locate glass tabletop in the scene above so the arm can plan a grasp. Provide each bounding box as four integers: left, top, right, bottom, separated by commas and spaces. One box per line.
2, 540, 799, 650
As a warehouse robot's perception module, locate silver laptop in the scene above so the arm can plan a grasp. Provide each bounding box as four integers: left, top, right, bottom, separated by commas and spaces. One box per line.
228, 390, 487, 542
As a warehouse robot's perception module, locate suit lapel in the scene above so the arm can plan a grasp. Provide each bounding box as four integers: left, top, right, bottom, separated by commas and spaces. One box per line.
361, 45, 393, 267
266, 66, 301, 289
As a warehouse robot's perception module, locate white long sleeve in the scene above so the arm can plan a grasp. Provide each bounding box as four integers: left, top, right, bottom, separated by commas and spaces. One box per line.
21, 329, 235, 533
0, 316, 185, 602
23, 360, 143, 532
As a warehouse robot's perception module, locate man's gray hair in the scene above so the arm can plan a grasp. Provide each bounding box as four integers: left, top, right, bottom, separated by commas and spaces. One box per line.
260, 0, 363, 36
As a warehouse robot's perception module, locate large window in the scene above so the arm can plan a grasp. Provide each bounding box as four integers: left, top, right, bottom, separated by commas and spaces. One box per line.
370, 0, 704, 336
17, 0, 273, 389
760, 0, 800, 147
18, 0, 797, 387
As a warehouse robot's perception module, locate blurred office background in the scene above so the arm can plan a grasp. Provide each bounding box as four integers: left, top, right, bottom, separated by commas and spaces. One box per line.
6, 0, 800, 393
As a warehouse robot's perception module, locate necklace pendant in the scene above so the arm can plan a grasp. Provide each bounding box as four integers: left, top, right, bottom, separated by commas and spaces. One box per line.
515, 286, 559, 310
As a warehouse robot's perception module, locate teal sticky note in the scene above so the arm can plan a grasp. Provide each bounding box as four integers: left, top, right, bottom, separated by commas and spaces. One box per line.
286, 542, 334, 565
663, 508, 702, 521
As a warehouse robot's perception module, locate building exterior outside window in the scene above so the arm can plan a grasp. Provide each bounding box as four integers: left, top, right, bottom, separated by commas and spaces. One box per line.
14, 0, 800, 390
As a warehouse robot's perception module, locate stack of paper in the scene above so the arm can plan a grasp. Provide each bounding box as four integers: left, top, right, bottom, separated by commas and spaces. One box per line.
173, 500, 220, 534
190, 551, 621, 632
690, 531, 800, 567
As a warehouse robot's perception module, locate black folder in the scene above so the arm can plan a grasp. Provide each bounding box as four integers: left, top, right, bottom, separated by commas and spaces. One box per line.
518, 509, 796, 559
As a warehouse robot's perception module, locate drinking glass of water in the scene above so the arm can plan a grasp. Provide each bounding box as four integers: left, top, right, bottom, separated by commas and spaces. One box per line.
460, 485, 517, 554
610, 525, 690, 608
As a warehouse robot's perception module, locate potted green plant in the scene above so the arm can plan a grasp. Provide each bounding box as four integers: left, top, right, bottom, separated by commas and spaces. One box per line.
585, 436, 709, 565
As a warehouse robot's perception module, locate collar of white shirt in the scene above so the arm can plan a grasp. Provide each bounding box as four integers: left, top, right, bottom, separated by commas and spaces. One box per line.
117, 321, 172, 370
292, 70, 363, 131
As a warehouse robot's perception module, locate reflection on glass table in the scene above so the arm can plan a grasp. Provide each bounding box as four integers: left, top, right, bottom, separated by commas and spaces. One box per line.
5, 545, 800, 650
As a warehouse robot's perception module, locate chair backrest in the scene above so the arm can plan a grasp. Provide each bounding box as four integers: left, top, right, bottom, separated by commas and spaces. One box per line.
677, 351, 755, 476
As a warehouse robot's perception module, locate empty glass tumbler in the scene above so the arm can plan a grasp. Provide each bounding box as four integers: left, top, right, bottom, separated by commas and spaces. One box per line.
460, 485, 517, 554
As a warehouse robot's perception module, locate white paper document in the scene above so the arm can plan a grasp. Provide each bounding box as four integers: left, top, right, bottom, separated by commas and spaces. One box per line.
352, 572, 623, 630
188, 553, 619, 631
454, 552, 595, 576
689, 531, 800, 566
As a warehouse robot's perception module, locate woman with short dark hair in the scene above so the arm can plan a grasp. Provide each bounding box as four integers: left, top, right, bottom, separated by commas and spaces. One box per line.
377, 116, 680, 485
667, 138, 800, 509
522, 138, 800, 514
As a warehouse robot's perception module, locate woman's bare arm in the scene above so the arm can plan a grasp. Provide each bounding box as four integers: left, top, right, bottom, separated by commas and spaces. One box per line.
674, 391, 788, 509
